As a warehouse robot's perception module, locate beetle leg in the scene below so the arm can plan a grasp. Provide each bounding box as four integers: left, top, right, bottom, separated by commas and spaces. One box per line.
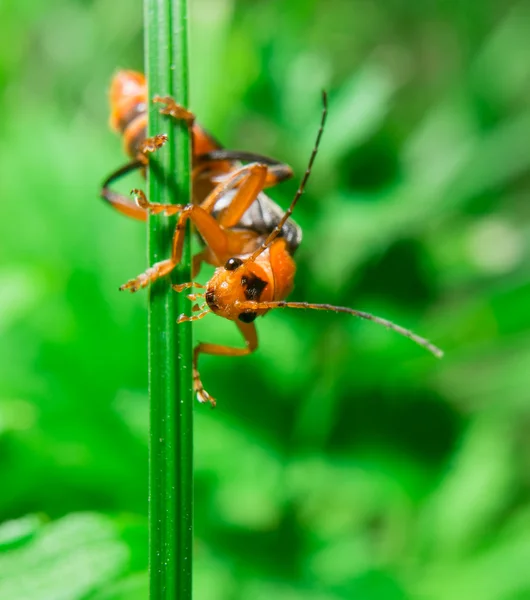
263, 163, 293, 187
192, 248, 210, 278
198, 163, 268, 223
100, 160, 147, 221
196, 150, 293, 188
136, 133, 168, 164
131, 188, 183, 216
173, 281, 206, 292
191, 321, 258, 406
119, 204, 229, 292
120, 258, 181, 292
154, 96, 195, 126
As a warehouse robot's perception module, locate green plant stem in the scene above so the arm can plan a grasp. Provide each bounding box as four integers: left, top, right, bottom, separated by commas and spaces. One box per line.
144, 0, 193, 598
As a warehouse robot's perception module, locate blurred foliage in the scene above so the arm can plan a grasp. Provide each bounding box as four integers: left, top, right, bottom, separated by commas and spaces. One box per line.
2, 0, 530, 598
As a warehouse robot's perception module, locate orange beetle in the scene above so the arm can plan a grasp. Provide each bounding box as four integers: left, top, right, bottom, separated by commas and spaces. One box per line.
111, 88, 443, 405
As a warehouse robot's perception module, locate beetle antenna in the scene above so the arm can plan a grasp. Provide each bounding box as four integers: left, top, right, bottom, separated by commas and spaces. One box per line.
238, 300, 443, 358
248, 91, 328, 262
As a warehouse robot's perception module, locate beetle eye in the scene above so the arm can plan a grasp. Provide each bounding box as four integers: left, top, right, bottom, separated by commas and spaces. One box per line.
225, 257, 243, 271
238, 311, 257, 323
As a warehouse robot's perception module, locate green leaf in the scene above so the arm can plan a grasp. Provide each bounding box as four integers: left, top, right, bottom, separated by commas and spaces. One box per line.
0, 513, 129, 600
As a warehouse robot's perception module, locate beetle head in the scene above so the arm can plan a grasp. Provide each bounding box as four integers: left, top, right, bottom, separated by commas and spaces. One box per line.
205, 257, 272, 323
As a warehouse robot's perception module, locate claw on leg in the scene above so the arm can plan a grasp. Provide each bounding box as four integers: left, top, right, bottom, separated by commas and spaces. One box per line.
193, 366, 216, 407
131, 188, 150, 209
131, 188, 183, 216
136, 133, 168, 163
154, 95, 195, 126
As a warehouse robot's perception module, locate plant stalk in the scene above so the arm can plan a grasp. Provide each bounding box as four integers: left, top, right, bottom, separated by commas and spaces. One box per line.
144, 0, 193, 598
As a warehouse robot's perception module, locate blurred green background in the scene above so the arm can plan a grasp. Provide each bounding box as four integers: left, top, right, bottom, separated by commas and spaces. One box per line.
2, 0, 530, 598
